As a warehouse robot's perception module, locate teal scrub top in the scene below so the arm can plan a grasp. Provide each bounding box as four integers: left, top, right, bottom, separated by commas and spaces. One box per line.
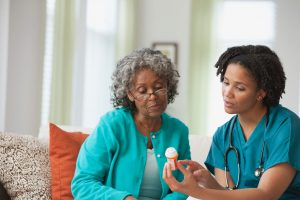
205, 105, 300, 199
72, 108, 190, 200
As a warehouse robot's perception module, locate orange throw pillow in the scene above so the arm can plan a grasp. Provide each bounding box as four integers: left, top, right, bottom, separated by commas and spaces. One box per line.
49, 123, 89, 200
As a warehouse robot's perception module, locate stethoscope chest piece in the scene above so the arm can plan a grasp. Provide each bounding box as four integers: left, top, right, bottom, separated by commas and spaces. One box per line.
254, 166, 264, 178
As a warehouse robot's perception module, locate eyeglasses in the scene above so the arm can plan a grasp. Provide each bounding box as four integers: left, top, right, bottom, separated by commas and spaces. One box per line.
131, 88, 168, 101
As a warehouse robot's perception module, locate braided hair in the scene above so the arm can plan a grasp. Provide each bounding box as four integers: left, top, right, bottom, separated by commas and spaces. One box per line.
215, 45, 286, 107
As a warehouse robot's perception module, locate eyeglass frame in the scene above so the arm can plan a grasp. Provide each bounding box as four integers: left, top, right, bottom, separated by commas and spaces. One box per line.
129, 88, 168, 101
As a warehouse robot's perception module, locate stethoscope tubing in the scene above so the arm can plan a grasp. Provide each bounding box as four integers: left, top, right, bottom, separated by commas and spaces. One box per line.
224, 143, 240, 189
224, 110, 269, 190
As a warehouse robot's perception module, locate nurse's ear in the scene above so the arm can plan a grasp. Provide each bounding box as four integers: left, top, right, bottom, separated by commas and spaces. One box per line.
256, 89, 267, 101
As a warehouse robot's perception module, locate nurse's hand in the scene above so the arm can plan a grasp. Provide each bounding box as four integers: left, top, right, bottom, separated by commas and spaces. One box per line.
179, 160, 223, 189
177, 160, 202, 172
125, 196, 137, 200
163, 161, 201, 196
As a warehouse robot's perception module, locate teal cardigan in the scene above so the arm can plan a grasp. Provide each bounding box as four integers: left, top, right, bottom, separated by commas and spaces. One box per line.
71, 108, 191, 200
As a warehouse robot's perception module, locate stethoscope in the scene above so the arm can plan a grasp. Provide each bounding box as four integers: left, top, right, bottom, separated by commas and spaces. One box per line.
224, 110, 269, 190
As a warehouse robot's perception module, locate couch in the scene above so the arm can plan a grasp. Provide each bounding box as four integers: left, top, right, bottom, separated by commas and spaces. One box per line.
0, 124, 212, 200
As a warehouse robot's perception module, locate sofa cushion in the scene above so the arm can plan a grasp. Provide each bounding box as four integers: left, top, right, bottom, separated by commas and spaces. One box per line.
49, 123, 89, 200
0, 132, 51, 200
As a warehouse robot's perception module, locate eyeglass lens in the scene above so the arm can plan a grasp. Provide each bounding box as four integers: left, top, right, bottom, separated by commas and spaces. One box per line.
135, 88, 167, 101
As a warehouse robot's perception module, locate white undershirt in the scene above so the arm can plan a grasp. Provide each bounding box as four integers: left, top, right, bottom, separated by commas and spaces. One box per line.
139, 149, 162, 200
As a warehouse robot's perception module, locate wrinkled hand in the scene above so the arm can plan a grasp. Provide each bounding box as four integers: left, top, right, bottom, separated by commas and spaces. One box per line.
163, 161, 201, 196
179, 160, 222, 189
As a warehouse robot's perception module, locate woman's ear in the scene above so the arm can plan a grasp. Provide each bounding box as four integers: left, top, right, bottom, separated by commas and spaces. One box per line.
127, 92, 135, 102
256, 89, 267, 101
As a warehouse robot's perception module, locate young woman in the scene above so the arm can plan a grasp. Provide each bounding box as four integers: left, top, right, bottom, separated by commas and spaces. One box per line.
72, 48, 190, 200
163, 45, 300, 199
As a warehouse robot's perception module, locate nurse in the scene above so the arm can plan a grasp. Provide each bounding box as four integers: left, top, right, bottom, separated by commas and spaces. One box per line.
163, 45, 300, 199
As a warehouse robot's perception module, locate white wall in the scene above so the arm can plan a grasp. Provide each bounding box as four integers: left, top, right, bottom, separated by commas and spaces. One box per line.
0, 0, 9, 132
137, 0, 300, 130
274, 0, 300, 114
1, 0, 299, 136
137, 0, 191, 125
3, 0, 45, 135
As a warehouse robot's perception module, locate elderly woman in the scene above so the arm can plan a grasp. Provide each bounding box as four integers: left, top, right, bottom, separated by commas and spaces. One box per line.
71, 48, 191, 200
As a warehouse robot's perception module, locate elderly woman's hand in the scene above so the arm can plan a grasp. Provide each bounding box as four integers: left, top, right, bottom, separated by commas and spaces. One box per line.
163, 161, 201, 196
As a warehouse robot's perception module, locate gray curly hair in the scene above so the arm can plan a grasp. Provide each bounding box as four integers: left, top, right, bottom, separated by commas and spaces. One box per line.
111, 48, 180, 110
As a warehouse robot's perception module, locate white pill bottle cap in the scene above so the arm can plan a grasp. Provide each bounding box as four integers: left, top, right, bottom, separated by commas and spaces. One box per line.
165, 147, 178, 158
165, 147, 178, 170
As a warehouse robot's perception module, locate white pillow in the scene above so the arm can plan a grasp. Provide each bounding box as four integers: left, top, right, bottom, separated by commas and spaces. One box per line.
0, 132, 51, 200
189, 134, 212, 164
